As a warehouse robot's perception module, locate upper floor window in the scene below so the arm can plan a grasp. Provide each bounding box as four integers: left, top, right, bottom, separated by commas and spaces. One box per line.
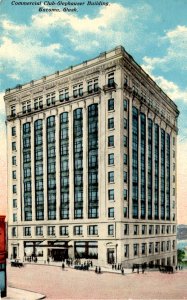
124, 153, 127, 165
108, 135, 114, 147
34, 97, 43, 110
124, 99, 127, 111
108, 189, 114, 201
123, 189, 127, 200
108, 153, 114, 165
124, 118, 128, 129
60, 226, 69, 236
73, 83, 83, 98
124, 244, 129, 257
124, 224, 129, 235
133, 244, 139, 256
108, 118, 114, 130
108, 171, 114, 183
48, 226, 55, 236
134, 225, 139, 235
46, 92, 55, 106
12, 227, 17, 237
12, 156, 16, 165
108, 224, 114, 236
22, 100, 31, 113
12, 142, 16, 151
108, 98, 114, 111
12, 127, 16, 136
142, 225, 147, 235
74, 226, 83, 235
13, 199, 17, 208
24, 227, 31, 236
13, 213, 17, 222
149, 225, 154, 235
13, 185, 17, 194
10, 105, 16, 117
88, 225, 98, 235
36, 226, 43, 236
124, 136, 128, 147
23, 123, 30, 134
124, 171, 127, 183
87, 78, 98, 93
59, 88, 69, 101
108, 207, 114, 218
108, 72, 114, 87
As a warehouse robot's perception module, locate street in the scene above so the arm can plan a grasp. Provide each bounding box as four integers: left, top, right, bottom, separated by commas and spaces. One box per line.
7, 263, 187, 299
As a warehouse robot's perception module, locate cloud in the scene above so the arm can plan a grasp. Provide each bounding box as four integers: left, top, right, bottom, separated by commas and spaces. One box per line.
142, 25, 187, 73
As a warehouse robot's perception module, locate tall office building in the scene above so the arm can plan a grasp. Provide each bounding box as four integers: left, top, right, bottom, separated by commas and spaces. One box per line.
4, 46, 179, 267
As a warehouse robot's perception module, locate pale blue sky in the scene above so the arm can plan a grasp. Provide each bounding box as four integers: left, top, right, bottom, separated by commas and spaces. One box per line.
0, 0, 187, 222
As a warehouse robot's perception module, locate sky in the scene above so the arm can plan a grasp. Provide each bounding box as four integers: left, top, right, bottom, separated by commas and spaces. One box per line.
0, 0, 187, 223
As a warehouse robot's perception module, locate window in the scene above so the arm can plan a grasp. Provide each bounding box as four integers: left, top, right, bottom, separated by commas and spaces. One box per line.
73, 83, 83, 97
161, 241, 165, 252
13, 185, 17, 194
12, 170, 16, 179
59, 88, 69, 101
166, 225, 171, 234
60, 226, 69, 236
124, 171, 127, 183
108, 207, 114, 218
133, 244, 139, 256
166, 241, 170, 251
173, 225, 176, 234
142, 243, 146, 255
12, 156, 16, 165
108, 72, 114, 87
142, 225, 147, 235
24, 167, 31, 178
161, 225, 165, 234
172, 240, 175, 250
88, 225, 98, 235
87, 78, 98, 93
149, 242, 153, 254
12, 227, 17, 237
108, 224, 114, 236
36, 226, 43, 236
149, 225, 154, 235
34, 97, 43, 110
124, 224, 129, 235
11, 105, 16, 116
173, 137, 175, 146
134, 225, 139, 235
124, 153, 127, 165
108, 189, 114, 201
24, 227, 31, 236
12, 142, 16, 151
108, 118, 114, 129
46, 92, 55, 106
108, 153, 114, 165
173, 188, 175, 196
108, 98, 114, 111
124, 118, 127, 129
124, 244, 129, 258
74, 226, 83, 235
108, 171, 114, 183
108, 136, 114, 147
155, 242, 159, 253
12, 127, 16, 136
123, 189, 127, 200
123, 207, 128, 218
23, 123, 30, 134
48, 226, 55, 236
124, 99, 127, 111
124, 136, 128, 147
13, 213, 17, 222
22, 101, 31, 113
13, 199, 17, 208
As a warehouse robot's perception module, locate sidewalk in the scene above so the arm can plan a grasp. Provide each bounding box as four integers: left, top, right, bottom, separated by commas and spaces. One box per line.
5, 287, 45, 300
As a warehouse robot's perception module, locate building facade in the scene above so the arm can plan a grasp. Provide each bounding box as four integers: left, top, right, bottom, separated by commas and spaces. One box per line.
4, 46, 179, 267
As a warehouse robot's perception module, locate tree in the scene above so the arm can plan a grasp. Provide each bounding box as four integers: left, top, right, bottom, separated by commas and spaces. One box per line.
177, 249, 185, 264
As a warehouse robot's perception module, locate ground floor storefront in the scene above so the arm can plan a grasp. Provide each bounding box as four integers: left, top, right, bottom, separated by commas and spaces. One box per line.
9, 239, 177, 267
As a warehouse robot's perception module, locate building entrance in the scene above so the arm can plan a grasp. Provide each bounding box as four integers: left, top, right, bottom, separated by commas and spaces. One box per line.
50, 249, 68, 261
107, 249, 115, 264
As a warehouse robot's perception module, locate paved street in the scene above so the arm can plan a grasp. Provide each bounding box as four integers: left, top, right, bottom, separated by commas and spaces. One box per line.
7, 263, 187, 299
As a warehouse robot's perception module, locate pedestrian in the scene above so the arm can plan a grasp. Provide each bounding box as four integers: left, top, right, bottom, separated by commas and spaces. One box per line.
47, 257, 49, 264
95, 266, 98, 273
112, 264, 114, 270
121, 268, 124, 275
98, 267, 101, 274
175, 265, 178, 271
62, 263, 65, 270
114, 264, 117, 270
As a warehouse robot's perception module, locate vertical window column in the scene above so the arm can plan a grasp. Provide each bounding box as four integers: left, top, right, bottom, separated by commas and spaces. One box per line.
73, 109, 83, 219
154, 124, 159, 220
140, 113, 146, 219
34, 120, 44, 220
88, 104, 99, 218
47, 116, 56, 220
161, 129, 165, 220
23, 122, 32, 221
132, 107, 138, 218
166, 134, 170, 220
60, 112, 69, 219
148, 119, 153, 219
